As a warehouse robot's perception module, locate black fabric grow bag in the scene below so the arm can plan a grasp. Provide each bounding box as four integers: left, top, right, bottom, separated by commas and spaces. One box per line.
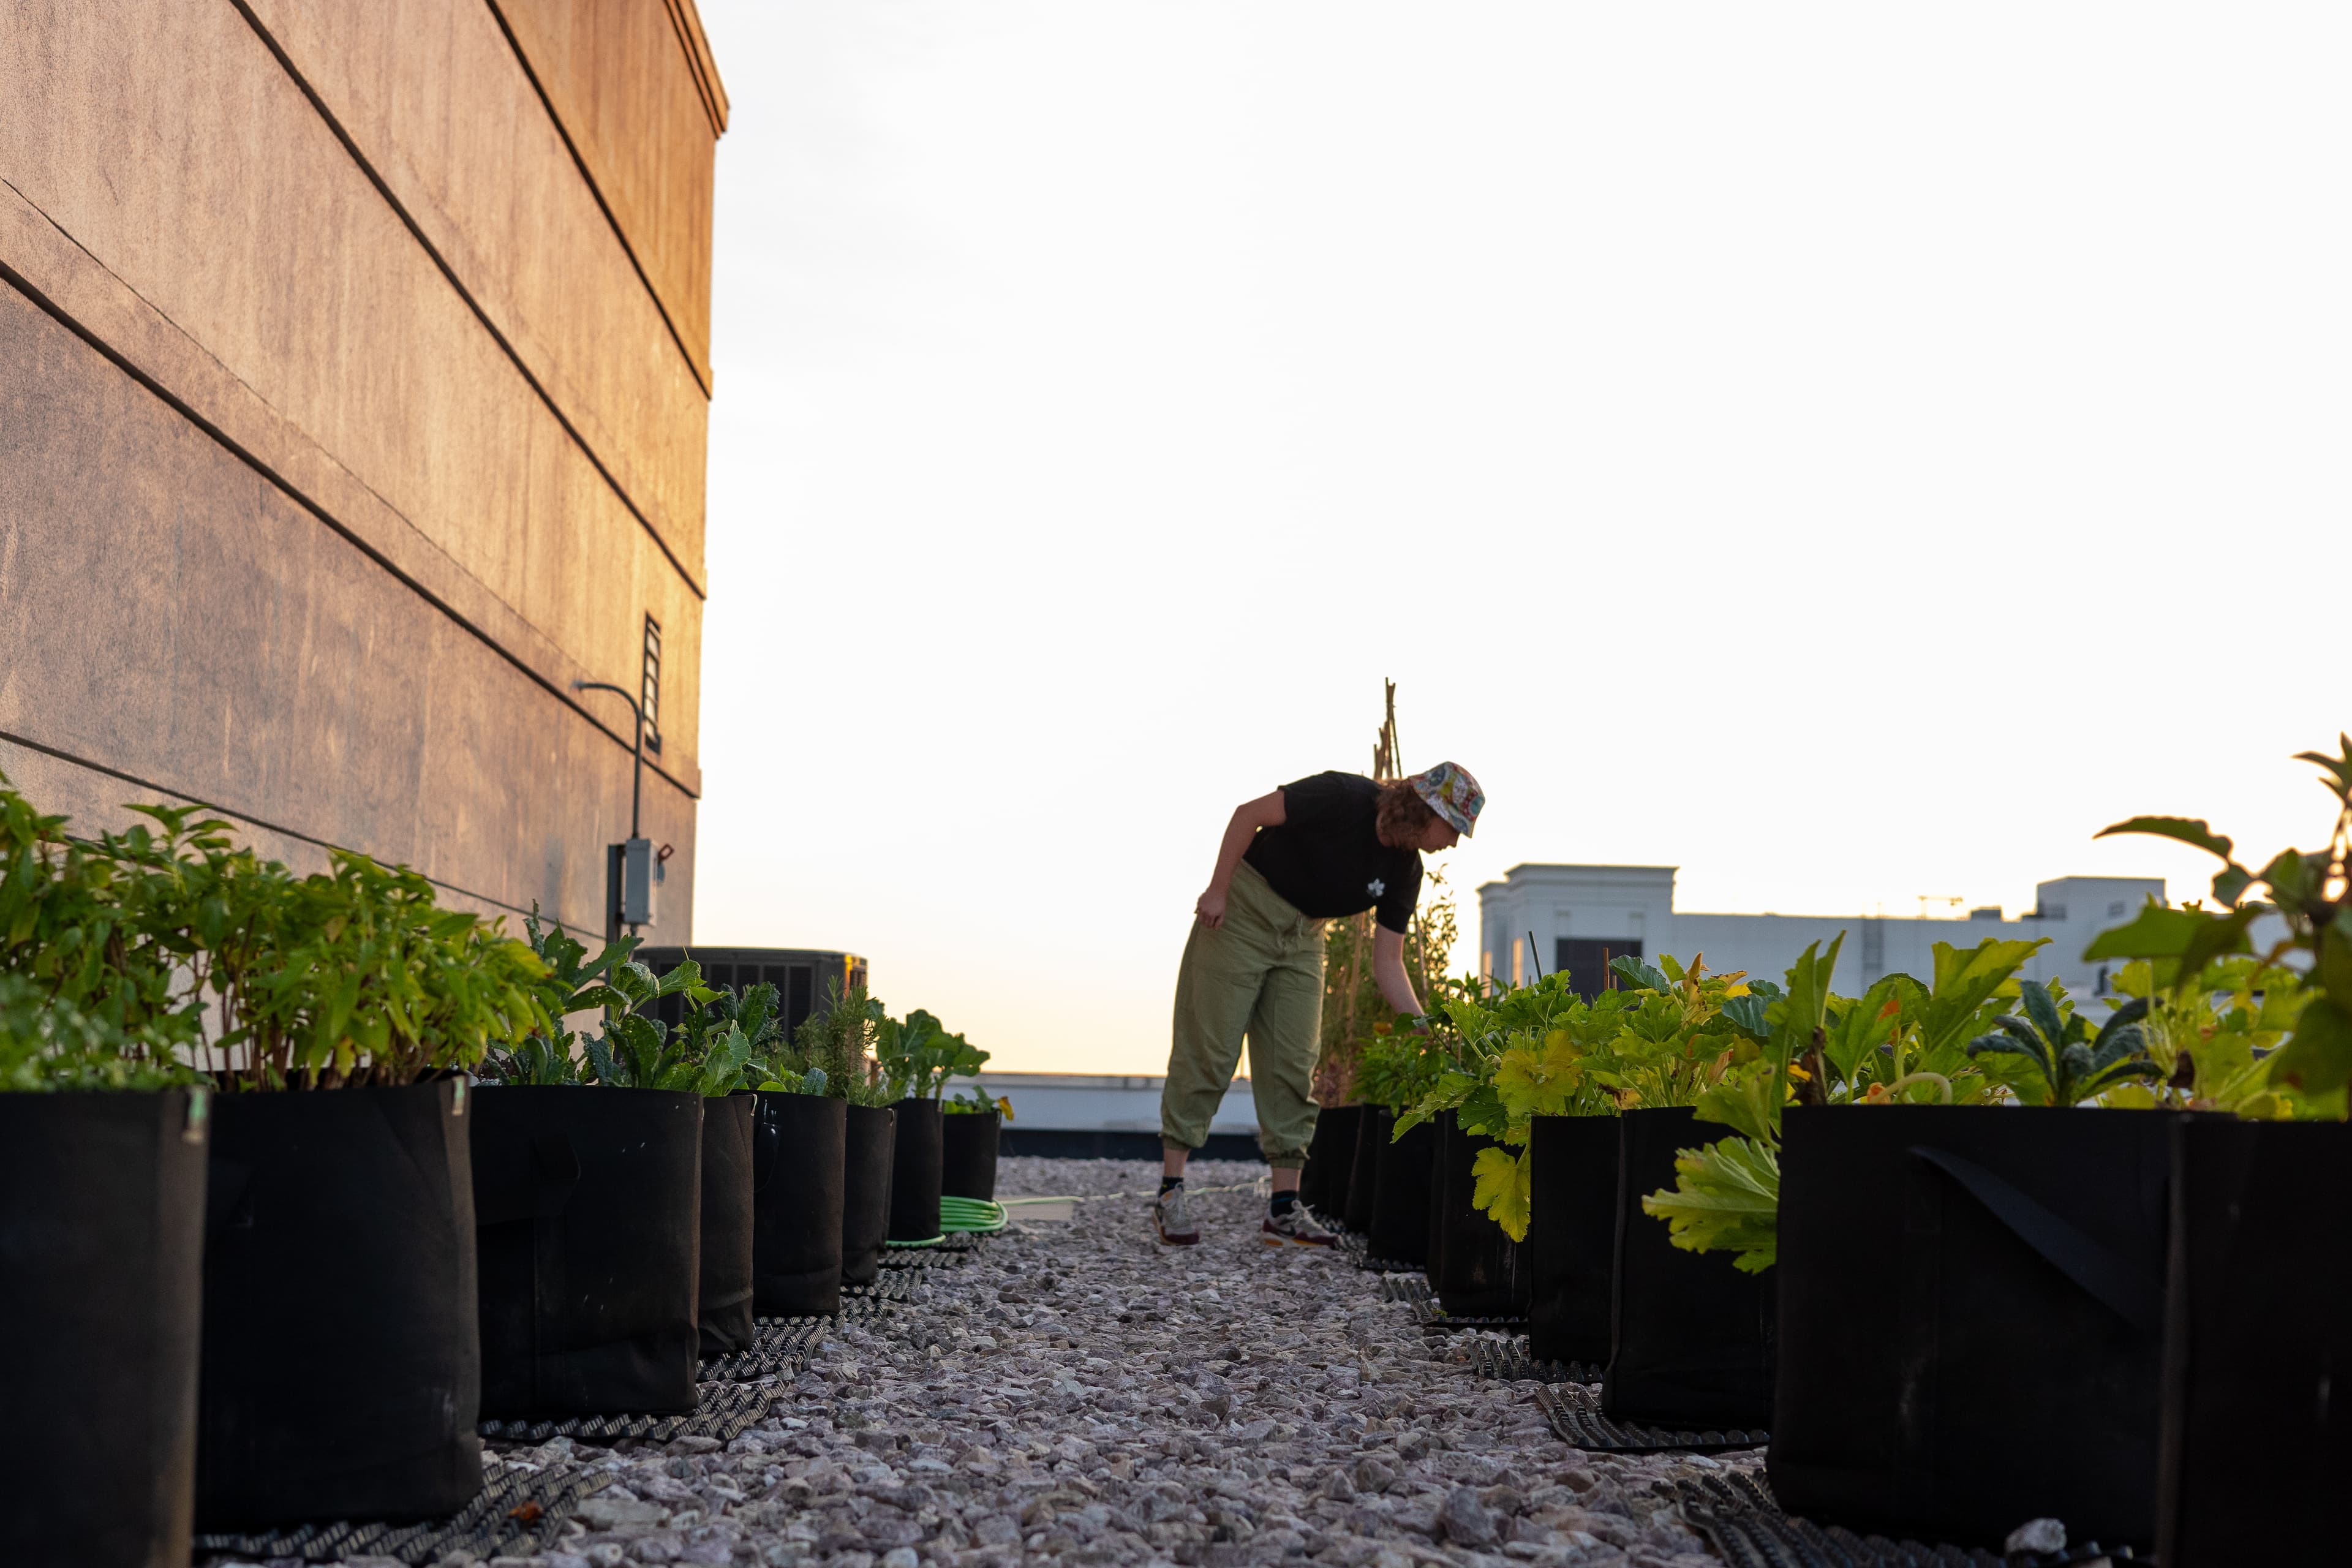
842, 1102, 897, 1286
1343, 1106, 1387, 1234
888, 1098, 944, 1242
941, 1109, 1001, 1200
1605, 1106, 1774, 1431
698, 1093, 756, 1356
752, 1091, 845, 1318
1426, 1109, 1457, 1283
1526, 1113, 1620, 1368
2157, 1117, 2351, 1565
471, 1086, 701, 1420
0, 1090, 208, 1567
1768, 1104, 2174, 1548
1366, 1112, 1434, 1266
1436, 1112, 1527, 1317
199, 1081, 480, 1528
1301, 1104, 1362, 1219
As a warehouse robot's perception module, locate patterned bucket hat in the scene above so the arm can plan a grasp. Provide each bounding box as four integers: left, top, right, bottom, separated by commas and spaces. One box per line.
1410, 761, 1483, 837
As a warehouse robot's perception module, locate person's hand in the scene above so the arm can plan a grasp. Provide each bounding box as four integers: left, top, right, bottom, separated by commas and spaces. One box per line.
1195, 886, 1228, 928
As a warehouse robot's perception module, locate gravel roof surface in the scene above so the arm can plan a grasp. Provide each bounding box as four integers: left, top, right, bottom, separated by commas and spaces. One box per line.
250, 1156, 1754, 1567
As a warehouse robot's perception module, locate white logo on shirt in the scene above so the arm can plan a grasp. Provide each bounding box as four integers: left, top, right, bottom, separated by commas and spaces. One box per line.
1367, 878, 1385, 897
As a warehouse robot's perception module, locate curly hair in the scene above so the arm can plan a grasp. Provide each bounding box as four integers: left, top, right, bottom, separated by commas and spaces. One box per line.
1375, 778, 1437, 848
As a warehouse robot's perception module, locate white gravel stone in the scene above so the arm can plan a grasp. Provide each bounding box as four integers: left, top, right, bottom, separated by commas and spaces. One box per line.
291, 1156, 1748, 1567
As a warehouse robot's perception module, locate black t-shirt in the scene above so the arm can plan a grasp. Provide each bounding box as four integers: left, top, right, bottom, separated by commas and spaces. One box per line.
1242, 771, 1423, 932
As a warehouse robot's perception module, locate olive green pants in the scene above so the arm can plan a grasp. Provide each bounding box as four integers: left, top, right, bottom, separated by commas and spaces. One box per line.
1162, 861, 1325, 1169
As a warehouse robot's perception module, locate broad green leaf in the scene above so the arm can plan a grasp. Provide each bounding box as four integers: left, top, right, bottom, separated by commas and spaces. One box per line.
1641, 1136, 1781, 1273
1470, 1145, 1532, 1241
2095, 815, 2238, 864
2269, 997, 2352, 1097
2084, 904, 2253, 965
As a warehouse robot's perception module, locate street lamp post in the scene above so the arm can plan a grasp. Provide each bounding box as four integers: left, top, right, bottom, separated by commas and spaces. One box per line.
574, 679, 647, 937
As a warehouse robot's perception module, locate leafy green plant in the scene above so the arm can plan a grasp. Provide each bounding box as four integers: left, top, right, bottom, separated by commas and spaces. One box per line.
774, 981, 891, 1106
0, 973, 204, 1093
1966, 979, 2157, 1106
2103, 957, 2309, 1117
945, 1085, 1013, 1117
1, 783, 228, 1051
579, 956, 774, 1097
876, 1007, 989, 1101
212, 853, 548, 1090
2086, 736, 2351, 1114
478, 910, 636, 1085
1643, 934, 2045, 1273
1387, 956, 1770, 1240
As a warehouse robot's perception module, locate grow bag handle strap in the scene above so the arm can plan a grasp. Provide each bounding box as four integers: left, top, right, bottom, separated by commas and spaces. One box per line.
1909, 1145, 2161, 1336
752, 1098, 780, 1194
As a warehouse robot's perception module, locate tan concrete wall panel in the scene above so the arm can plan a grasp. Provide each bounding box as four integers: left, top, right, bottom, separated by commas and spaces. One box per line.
490, 0, 719, 387
0, 0, 706, 775
238, 0, 710, 565
0, 279, 696, 938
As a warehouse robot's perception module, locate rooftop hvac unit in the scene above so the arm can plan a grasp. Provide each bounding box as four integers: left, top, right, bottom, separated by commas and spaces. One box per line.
632, 947, 869, 1040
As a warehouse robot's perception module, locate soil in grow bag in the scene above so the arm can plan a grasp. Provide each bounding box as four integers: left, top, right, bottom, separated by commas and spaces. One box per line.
1366, 1113, 1435, 1267
841, 1103, 897, 1286
472, 1087, 702, 1420
750, 1091, 845, 1319
1527, 1113, 1619, 1369
198, 1080, 480, 1528
941, 1109, 1001, 1201
1301, 1104, 1362, 1220
1343, 1106, 1388, 1234
1604, 1105, 1774, 1433
887, 1098, 944, 1242
0, 1090, 208, 1567
698, 1093, 756, 1356
1768, 1104, 2174, 1550
1435, 1114, 1528, 1318
2157, 1117, 2352, 1565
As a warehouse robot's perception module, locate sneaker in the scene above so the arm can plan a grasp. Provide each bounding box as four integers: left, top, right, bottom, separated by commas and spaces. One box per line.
1154, 1185, 1199, 1246
1261, 1202, 1336, 1246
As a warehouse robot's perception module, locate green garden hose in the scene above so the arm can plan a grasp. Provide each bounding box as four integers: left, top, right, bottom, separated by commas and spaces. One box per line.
939, 1195, 1008, 1234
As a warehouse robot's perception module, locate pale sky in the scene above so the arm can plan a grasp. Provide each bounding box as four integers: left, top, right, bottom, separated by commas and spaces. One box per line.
691, 3, 2350, 1075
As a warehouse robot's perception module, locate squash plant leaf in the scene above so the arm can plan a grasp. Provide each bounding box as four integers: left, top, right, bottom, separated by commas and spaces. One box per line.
1642, 1135, 1781, 1274
1471, 1145, 1532, 1242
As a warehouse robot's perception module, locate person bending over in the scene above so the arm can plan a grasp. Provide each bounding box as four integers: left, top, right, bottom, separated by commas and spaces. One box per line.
1155, 762, 1483, 1245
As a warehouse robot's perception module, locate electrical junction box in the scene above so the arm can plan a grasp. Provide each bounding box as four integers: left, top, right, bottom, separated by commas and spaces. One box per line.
620, 838, 655, 926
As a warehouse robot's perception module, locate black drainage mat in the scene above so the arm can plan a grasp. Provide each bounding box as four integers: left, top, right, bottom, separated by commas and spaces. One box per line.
1675, 1474, 2149, 1568
698, 1316, 828, 1384
1534, 1381, 1766, 1455
881, 1233, 987, 1267
192, 1461, 609, 1566
1358, 1253, 1420, 1273
845, 1272, 921, 1305
1379, 1274, 1433, 1306
477, 1379, 777, 1446
1468, 1336, 1600, 1384
1411, 1297, 1528, 1335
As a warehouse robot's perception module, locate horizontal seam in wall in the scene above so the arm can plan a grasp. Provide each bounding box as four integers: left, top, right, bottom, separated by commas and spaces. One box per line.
1, 727, 545, 923
481, 0, 716, 399
0, 257, 701, 805
227, 0, 709, 597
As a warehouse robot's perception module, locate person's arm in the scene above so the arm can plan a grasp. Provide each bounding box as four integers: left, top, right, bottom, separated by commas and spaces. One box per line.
1373, 924, 1425, 1019
1195, 790, 1286, 928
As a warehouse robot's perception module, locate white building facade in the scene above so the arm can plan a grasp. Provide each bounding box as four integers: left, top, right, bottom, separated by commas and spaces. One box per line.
1476, 865, 2168, 1002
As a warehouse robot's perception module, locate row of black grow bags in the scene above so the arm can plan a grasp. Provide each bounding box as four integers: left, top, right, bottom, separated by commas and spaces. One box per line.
1476, 1104, 2351, 1562
2, 1084, 999, 1565
1299, 1103, 1434, 1268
